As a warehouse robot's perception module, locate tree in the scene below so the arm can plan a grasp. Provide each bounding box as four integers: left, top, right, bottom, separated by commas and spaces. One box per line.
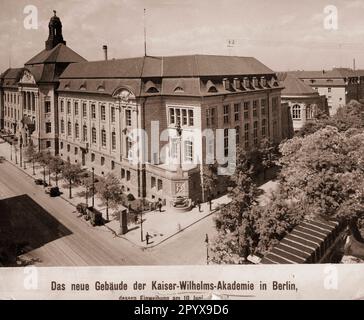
211, 149, 260, 263
24, 141, 37, 175
201, 164, 218, 202
279, 125, 364, 242
95, 174, 123, 222
258, 138, 278, 180
61, 162, 83, 199
35, 151, 51, 186
48, 156, 64, 187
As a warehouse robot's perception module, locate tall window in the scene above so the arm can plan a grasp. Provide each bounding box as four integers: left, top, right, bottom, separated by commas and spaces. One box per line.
244, 123, 249, 149
83, 125, 87, 142
235, 126, 240, 145
112, 131, 116, 150
74, 102, 79, 116
101, 105, 106, 121
253, 100, 258, 117
244, 102, 249, 119
188, 110, 194, 126
67, 101, 71, 114
262, 119, 267, 137
184, 140, 193, 162
223, 105, 229, 124
176, 109, 181, 125
92, 127, 97, 144
45, 122, 52, 133
234, 103, 239, 121
169, 108, 175, 124
82, 102, 87, 117
91, 104, 96, 119
206, 108, 215, 126
101, 129, 106, 147
272, 97, 279, 109
45, 101, 51, 113
126, 137, 133, 158
253, 121, 258, 146
67, 121, 71, 136
169, 107, 194, 126
111, 107, 116, 123
126, 109, 132, 126
292, 104, 301, 120
61, 119, 65, 133
261, 99, 266, 116
170, 138, 178, 159
75, 123, 79, 139
182, 109, 187, 125
224, 128, 229, 157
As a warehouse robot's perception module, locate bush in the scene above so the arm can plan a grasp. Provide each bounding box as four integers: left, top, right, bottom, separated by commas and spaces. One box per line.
127, 193, 135, 202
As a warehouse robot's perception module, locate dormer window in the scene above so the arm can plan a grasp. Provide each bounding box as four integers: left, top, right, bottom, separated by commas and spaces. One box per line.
233, 78, 240, 89
145, 80, 159, 93
252, 77, 258, 87
243, 77, 250, 88
260, 76, 267, 87
174, 86, 184, 93
223, 78, 230, 90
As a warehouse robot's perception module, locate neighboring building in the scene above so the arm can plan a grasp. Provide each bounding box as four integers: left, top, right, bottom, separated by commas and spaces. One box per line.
277, 73, 328, 132
290, 68, 361, 116
0, 12, 290, 207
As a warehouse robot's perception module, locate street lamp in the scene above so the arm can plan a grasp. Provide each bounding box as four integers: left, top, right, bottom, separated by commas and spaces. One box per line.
91, 167, 95, 208
205, 233, 209, 265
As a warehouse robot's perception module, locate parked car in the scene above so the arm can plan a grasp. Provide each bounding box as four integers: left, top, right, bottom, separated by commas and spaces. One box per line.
45, 186, 60, 197
34, 179, 44, 185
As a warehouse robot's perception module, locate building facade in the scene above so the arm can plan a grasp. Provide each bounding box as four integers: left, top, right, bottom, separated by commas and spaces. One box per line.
0, 12, 288, 207
290, 68, 361, 116
278, 73, 328, 132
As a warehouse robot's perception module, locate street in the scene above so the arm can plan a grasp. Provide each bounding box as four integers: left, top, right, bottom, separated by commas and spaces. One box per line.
0, 159, 216, 266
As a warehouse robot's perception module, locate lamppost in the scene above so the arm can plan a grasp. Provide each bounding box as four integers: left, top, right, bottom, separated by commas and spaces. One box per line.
205, 233, 209, 265
175, 121, 183, 173
91, 167, 95, 208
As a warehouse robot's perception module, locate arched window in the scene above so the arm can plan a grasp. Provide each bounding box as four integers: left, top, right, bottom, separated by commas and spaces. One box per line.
75, 123, 79, 138
111, 131, 116, 150
292, 104, 301, 120
67, 121, 72, 136
101, 129, 107, 147
306, 104, 316, 120
83, 125, 87, 142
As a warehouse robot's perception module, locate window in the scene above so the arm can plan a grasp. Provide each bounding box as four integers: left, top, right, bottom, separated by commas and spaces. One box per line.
67, 144, 70, 152
45, 101, 51, 113
46, 141, 51, 148
244, 123, 249, 149
60, 142, 63, 149
101, 157, 105, 166
169, 108, 175, 124
182, 109, 187, 125
176, 109, 181, 125
83, 125, 87, 142
111, 107, 116, 123
224, 128, 229, 157
157, 179, 163, 191
253, 121, 258, 146
67, 121, 71, 136
170, 138, 178, 159
112, 131, 116, 150
60, 120, 65, 134
261, 99, 266, 116
101, 129, 107, 147
184, 140, 193, 162
151, 177, 156, 188
235, 126, 240, 145
74, 147, 78, 155
272, 97, 279, 108
121, 169, 125, 179
234, 103, 239, 121
67, 101, 71, 114
126, 109, 132, 126
92, 127, 97, 144
126, 137, 133, 159
292, 104, 301, 120
328, 87, 332, 93
126, 171, 131, 181
75, 123, 79, 139
82, 102, 87, 117
244, 102, 249, 119
223, 105, 229, 124
91, 104, 96, 119
253, 100, 258, 117
206, 108, 215, 126
188, 110, 194, 126
262, 119, 267, 137
74, 102, 79, 116
101, 105, 106, 121
45, 122, 52, 133
91, 153, 95, 162
111, 161, 115, 170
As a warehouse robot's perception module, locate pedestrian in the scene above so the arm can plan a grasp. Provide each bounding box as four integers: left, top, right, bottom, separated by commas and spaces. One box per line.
158, 201, 162, 212
197, 200, 202, 212
146, 232, 150, 245
208, 196, 212, 211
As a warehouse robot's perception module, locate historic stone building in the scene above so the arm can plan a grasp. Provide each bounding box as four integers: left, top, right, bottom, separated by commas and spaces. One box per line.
0, 12, 288, 207
277, 73, 328, 132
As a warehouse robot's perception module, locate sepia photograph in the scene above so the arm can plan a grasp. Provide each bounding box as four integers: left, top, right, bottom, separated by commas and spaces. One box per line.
0, 0, 364, 301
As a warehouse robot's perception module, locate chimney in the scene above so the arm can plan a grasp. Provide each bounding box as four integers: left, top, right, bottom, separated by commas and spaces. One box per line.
102, 45, 108, 61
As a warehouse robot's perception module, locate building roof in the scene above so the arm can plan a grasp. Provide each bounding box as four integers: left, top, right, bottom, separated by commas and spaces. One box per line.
277, 72, 319, 96
0, 68, 24, 87
60, 54, 275, 79
25, 43, 86, 65
289, 68, 357, 79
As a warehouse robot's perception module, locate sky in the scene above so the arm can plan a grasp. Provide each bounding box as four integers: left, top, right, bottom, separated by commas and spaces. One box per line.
1, 0, 364, 72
